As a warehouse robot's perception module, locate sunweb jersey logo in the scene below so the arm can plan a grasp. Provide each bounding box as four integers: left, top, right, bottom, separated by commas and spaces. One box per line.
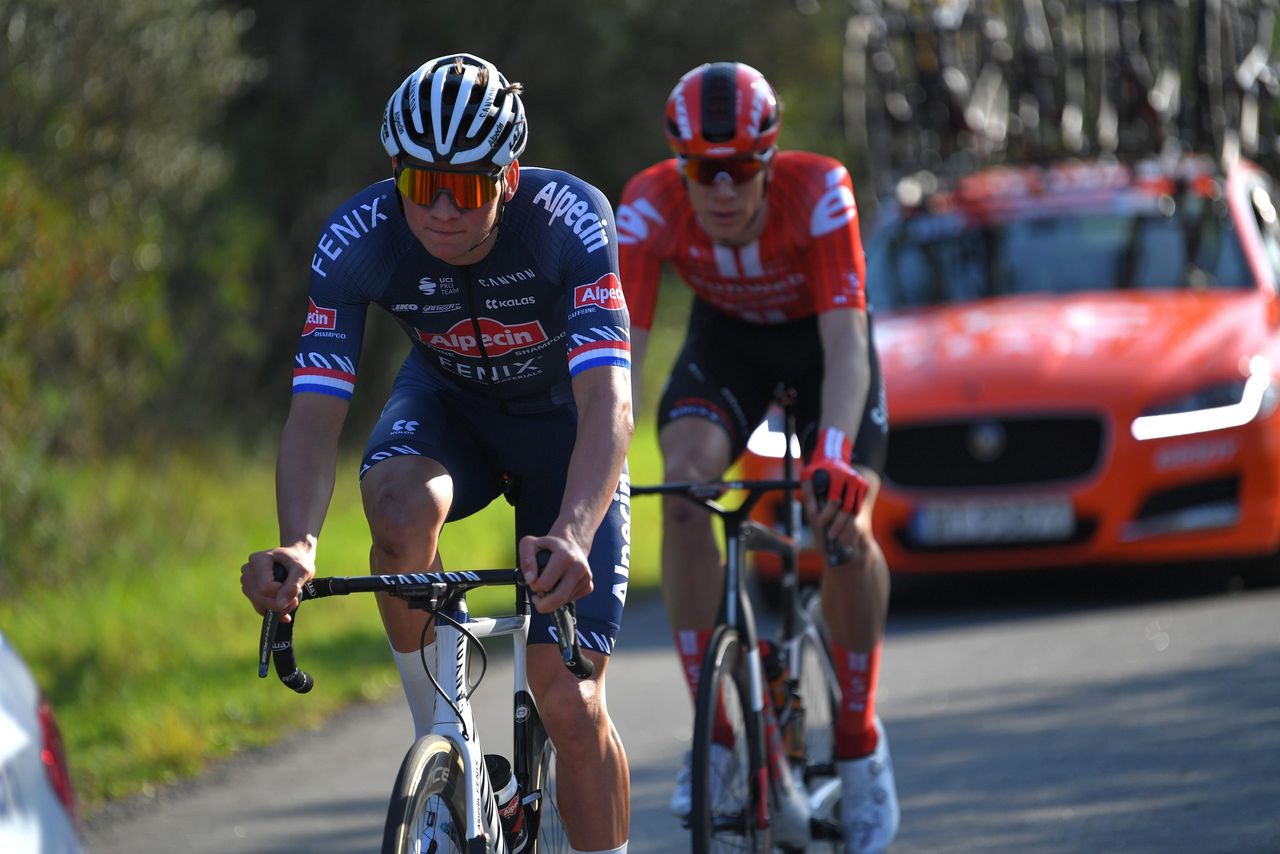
418, 318, 548, 357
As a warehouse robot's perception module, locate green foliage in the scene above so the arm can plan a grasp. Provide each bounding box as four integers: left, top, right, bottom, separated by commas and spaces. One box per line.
0, 0, 264, 591
0, 153, 174, 589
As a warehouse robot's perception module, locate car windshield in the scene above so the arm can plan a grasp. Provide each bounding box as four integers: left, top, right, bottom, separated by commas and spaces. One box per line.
867, 190, 1253, 310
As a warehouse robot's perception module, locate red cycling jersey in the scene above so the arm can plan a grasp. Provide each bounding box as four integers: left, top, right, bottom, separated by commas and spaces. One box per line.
616, 150, 867, 330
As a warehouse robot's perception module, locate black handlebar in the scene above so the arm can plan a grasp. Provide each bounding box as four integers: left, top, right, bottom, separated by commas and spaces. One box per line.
257, 563, 313, 693
634, 474, 854, 567
257, 549, 593, 692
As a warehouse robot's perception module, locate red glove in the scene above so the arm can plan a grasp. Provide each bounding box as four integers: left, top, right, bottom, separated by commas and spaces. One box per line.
802, 427, 868, 516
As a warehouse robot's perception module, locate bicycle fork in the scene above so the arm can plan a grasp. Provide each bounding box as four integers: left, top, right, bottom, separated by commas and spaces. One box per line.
732, 537, 808, 845
745, 644, 811, 847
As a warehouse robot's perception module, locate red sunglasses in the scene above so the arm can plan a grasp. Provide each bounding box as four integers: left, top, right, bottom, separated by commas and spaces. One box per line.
679, 154, 770, 186
394, 161, 504, 209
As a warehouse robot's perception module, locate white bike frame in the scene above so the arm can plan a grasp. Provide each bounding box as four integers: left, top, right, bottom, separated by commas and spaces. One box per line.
427, 594, 536, 853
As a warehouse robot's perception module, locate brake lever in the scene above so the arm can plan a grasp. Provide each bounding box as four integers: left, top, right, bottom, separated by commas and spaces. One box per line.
810, 469, 856, 567
533, 550, 595, 679
257, 562, 313, 693
257, 562, 289, 678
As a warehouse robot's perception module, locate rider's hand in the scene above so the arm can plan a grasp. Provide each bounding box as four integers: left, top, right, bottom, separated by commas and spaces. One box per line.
240, 544, 316, 624
518, 534, 593, 613
801, 427, 868, 544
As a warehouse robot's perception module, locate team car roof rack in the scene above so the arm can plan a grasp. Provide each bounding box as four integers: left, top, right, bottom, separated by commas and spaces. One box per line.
837, 0, 1280, 203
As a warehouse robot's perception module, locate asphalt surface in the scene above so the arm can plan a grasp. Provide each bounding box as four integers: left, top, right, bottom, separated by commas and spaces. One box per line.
84, 565, 1280, 853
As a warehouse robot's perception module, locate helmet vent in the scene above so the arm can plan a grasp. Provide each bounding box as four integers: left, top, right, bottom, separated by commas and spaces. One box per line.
701, 63, 738, 143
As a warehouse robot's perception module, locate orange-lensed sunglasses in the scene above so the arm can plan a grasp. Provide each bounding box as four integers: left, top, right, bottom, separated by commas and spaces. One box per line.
394, 162, 504, 209
680, 154, 769, 186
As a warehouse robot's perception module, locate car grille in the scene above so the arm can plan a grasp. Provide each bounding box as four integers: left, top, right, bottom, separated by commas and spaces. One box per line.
893, 519, 1098, 552
885, 415, 1106, 488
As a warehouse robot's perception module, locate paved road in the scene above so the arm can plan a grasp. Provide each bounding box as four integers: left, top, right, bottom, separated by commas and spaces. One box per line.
85, 567, 1280, 853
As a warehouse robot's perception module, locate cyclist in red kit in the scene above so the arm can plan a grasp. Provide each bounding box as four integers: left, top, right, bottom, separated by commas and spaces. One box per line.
618, 61, 898, 852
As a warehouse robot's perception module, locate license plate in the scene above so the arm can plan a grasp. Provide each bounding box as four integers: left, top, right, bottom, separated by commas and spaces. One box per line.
910, 497, 1075, 545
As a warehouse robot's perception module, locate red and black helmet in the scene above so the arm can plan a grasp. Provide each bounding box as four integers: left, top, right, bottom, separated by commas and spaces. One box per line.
664, 62, 781, 158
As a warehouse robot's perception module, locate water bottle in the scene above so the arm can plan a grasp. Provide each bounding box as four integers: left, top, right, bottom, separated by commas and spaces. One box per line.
761, 641, 789, 713
485, 754, 529, 853
761, 642, 806, 763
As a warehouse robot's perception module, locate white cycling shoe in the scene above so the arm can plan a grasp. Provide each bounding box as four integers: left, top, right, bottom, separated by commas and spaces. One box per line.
838, 716, 900, 853
669, 743, 738, 818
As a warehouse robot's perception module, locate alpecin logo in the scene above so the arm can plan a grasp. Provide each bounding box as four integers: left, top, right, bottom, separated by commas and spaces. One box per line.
418, 317, 547, 357
574, 273, 626, 311
302, 298, 336, 336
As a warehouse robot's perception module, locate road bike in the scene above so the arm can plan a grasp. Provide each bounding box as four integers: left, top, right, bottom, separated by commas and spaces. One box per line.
632, 392, 844, 853
257, 553, 592, 854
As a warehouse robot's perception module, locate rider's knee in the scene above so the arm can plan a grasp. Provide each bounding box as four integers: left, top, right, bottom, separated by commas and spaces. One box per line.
531, 664, 605, 742
662, 452, 718, 485
661, 456, 723, 528
365, 484, 446, 555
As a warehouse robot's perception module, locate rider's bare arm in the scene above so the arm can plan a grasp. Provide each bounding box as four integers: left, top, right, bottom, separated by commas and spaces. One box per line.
242, 392, 348, 619
817, 307, 871, 438
629, 327, 649, 415
804, 308, 874, 537
521, 365, 632, 610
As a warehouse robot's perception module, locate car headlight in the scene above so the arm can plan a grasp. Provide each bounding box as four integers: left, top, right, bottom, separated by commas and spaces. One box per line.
1131, 356, 1276, 440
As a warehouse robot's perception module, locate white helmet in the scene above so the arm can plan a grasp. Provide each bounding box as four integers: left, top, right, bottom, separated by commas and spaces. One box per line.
380, 53, 527, 170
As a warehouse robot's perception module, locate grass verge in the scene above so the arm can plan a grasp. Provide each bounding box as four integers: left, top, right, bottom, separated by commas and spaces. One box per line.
0, 425, 668, 815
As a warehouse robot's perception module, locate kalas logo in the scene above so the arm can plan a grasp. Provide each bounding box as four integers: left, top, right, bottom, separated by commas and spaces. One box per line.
303, 298, 337, 336
420, 318, 547, 357
574, 274, 626, 310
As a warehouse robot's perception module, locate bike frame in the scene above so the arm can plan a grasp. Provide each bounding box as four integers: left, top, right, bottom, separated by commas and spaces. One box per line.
634, 394, 841, 848
259, 566, 591, 853
429, 587, 535, 852
718, 484, 814, 847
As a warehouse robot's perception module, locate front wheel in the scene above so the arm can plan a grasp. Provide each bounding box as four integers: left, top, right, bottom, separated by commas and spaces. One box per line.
690, 625, 773, 854
528, 721, 569, 854
382, 734, 469, 854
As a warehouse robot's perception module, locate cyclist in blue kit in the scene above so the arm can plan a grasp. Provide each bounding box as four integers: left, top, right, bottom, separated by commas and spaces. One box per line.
240, 53, 631, 854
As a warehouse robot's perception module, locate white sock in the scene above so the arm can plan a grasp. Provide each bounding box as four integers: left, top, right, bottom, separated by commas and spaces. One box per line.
391, 642, 435, 740
569, 845, 627, 854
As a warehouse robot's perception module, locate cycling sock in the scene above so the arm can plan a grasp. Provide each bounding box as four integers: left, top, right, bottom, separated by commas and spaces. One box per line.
391, 641, 435, 740
674, 628, 712, 699
568, 843, 627, 854
830, 641, 881, 759
675, 629, 735, 745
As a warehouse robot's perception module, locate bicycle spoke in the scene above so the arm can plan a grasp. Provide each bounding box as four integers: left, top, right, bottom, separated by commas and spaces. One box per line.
534, 735, 570, 854
383, 736, 468, 854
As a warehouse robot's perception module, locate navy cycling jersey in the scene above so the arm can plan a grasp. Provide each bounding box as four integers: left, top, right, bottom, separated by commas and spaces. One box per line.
294, 167, 630, 412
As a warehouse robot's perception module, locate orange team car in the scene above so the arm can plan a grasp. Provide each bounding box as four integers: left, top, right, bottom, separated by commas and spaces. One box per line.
744, 155, 1280, 580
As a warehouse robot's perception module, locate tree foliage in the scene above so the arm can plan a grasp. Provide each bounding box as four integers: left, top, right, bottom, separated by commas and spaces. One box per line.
0, 0, 262, 588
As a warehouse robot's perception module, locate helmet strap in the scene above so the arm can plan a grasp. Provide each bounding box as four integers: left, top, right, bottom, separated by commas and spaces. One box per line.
446, 165, 513, 262
450, 199, 506, 262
